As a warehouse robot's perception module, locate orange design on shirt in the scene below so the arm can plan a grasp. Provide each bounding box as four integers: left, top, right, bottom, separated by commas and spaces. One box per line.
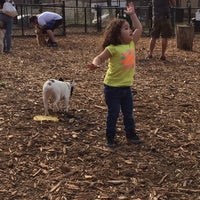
120, 49, 135, 69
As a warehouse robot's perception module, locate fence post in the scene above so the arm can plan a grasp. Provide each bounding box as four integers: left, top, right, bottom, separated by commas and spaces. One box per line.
96, 5, 102, 32
39, 2, 43, 13
20, 4, 24, 36
148, 3, 152, 36
62, 1, 66, 36
188, 5, 191, 24
84, 7, 87, 33
171, 7, 176, 36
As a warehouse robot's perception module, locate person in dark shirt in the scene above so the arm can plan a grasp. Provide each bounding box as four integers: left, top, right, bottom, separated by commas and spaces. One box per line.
146, 0, 175, 60
0, 0, 15, 53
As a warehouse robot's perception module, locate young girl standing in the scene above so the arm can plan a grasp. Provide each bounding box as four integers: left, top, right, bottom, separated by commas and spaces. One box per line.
89, 2, 142, 147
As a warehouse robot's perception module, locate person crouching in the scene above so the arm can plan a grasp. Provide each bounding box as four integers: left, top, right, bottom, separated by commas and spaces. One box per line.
29, 11, 63, 47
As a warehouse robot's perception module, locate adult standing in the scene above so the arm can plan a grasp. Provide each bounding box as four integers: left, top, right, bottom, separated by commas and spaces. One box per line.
146, 0, 175, 60
29, 11, 63, 47
0, 0, 15, 53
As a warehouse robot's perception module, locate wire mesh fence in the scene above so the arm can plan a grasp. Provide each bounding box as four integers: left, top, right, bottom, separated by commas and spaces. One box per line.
12, 3, 200, 37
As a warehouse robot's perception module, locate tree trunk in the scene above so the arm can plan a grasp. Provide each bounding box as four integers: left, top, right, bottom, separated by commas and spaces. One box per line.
176, 25, 194, 51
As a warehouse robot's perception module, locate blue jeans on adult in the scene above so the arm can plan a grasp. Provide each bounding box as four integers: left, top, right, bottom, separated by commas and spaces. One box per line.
104, 84, 136, 140
0, 13, 13, 52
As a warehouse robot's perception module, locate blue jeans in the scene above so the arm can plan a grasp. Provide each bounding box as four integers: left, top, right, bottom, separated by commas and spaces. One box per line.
104, 84, 136, 140
44, 19, 63, 31
0, 13, 13, 52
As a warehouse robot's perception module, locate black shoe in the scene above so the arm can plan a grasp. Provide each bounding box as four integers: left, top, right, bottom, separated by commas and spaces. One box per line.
127, 134, 142, 144
47, 39, 52, 43
51, 42, 58, 47
105, 137, 117, 148
146, 54, 153, 60
3, 50, 11, 54
159, 55, 166, 61
105, 141, 117, 148
47, 39, 53, 47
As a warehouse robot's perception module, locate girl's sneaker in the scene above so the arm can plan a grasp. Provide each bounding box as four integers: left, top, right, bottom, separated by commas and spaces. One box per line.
126, 132, 142, 144
105, 142, 117, 148
105, 137, 117, 148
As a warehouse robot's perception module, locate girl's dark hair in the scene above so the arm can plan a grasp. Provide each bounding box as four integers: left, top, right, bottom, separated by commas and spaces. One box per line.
102, 18, 126, 49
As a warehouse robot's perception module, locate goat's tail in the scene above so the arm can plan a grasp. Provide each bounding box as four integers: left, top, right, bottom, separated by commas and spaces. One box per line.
70, 80, 75, 96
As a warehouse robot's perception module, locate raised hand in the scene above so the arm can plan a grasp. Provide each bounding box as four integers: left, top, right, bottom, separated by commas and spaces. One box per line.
124, 1, 136, 15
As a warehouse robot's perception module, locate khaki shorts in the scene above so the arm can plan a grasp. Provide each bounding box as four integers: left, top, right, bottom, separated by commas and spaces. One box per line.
151, 17, 173, 39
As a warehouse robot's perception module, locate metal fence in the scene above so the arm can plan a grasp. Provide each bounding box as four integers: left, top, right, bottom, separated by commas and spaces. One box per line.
12, 3, 200, 37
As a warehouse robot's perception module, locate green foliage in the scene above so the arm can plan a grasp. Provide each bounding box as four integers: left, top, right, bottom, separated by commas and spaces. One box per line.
0, 82, 7, 87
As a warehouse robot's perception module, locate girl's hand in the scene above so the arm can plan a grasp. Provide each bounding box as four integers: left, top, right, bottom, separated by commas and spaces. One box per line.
124, 1, 136, 15
88, 63, 99, 70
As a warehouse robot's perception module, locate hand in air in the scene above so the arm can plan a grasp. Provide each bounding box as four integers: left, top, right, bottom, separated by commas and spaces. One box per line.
124, 1, 135, 15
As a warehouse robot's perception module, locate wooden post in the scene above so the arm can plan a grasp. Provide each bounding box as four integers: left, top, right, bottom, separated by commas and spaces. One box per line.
176, 25, 194, 51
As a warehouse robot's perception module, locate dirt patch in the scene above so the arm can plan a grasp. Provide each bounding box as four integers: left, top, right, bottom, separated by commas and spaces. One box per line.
0, 33, 200, 200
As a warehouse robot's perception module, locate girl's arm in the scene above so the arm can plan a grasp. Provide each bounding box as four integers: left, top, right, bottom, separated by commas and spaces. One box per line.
125, 2, 142, 43
88, 48, 111, 70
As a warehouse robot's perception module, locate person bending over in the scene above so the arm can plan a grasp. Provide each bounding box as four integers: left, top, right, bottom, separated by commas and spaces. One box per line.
30, 11, 63, 47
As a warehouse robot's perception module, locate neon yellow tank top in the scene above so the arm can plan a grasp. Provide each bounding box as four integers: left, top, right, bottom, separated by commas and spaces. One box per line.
104, 41, 136, 87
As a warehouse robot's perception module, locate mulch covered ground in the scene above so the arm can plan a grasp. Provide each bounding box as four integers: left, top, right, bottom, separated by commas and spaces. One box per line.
0, 33, 200, 200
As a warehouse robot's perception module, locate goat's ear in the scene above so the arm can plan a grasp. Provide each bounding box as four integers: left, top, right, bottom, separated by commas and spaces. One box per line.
59, 78, 64, 82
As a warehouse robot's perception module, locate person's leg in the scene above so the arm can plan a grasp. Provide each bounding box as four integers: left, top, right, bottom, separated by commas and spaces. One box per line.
149, 37, 157, 57
5, 19, 12, 52
147, 18, 160, 59
160, 18, 172, 60
45, 29, 58, 47
121, 87, 135, 132
161, 38, 168, 59
104, 85, 121, 147
121, 87, 141, 144
1, 15, 12, 52
46, 29, 56, 43
45, 20, 60, 46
